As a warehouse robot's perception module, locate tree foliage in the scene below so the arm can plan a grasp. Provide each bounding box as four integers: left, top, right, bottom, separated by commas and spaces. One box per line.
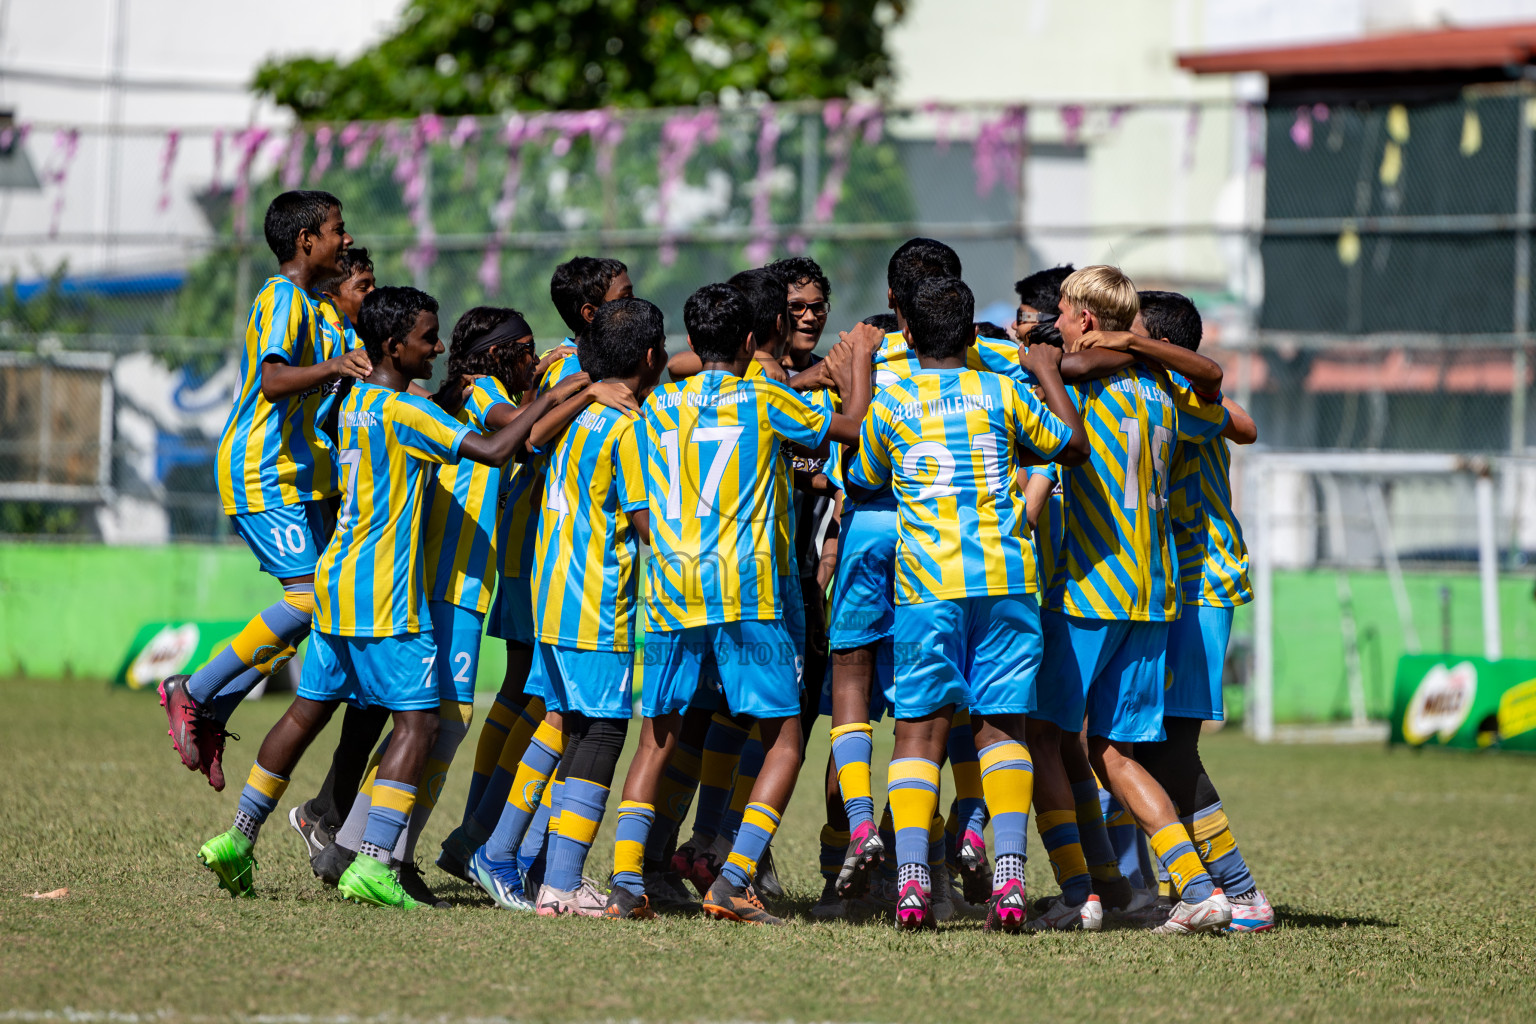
253, 0, 904, 119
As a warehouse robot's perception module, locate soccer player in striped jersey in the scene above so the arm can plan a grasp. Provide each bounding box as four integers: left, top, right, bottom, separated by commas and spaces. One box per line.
1031, 266, 1235, 934
845, 275, 1088, 931
193, 287, 559, 908
603, 282, 874, 925
1101, 290, 1272, 932
160, 191, 365, 791
442, 256, 630, 876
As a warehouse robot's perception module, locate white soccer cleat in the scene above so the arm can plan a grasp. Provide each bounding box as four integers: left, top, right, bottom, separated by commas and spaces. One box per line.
1152, 888, 1232, 934
1025, 892, 1103, 932
1227, 889, 1275, 933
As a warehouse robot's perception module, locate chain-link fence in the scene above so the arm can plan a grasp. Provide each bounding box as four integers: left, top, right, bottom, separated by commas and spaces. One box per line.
3, 92, 1536, 541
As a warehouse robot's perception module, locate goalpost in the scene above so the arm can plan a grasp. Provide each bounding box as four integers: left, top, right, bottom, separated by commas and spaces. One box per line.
1242, 451, 1535, 743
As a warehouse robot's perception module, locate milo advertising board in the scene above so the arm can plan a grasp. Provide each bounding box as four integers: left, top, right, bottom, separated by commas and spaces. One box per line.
112, 621, 248, 691
1390, 655, 1536, 753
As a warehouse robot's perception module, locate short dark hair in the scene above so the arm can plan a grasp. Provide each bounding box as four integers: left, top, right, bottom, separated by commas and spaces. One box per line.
888, 237, 961, 318
439, 306, 529, 399
861, 312, 899, 333
974, 321, 1011, 340
906, 277, 974, 360
583, 298, 666, 381
1028, 321, 1065, 349
684, 283, 752, 364
550, 256, 628, 335
727, 268, 787, 351
357, 286, 438, 364
765, 255, 831, 299
1014, 264, 1075, 312
336, 246, 373, 278
263, 190, 341, 263
1138, 289, 1202, 351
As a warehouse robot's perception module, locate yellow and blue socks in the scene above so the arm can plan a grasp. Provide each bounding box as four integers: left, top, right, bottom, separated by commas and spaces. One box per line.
888, 757, 941, 891
1071, 777, 1122, 886
830, 722, 876, 830
400, 701, 473, 863
947, 712, 987, 839
233, 761, 289, 842
980, 740, 1034, 887
359, 779, 416, 863
717, 730, 764, 843
483, 719, 565, 862
463, 694, 520, 818
519, 774, 561, 885
819, 824, 850, 882
1036, 809, 1093, 904
693, 714, 750, 843
719, 802, 781, 889
1149, 822, 1216, 903
1184, 801, 1256, 898
471, 697, 546, 832
1102, 790, 1146, 890
188, 584, 314, 705
613, 801, 655, 896
545, 777, 608, 892
646, 739, 702, 864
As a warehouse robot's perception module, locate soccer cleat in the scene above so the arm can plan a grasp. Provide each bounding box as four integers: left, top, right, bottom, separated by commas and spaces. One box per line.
834, 820, 886, 898
1026, 893, 1103, 932
1112, 888, 1169, 928
310, 841, 354, 887
895, 880, 936, 931
468, 846, 534, 911
1227, 889, 1275, 933
702, 876, 784, 926
395, 861, 449, 909
686, 836, 731, 896
810, 878, 847, 920
535, 881, 605, 918
984, 878, 1028, 933
930, 867, 956, 923
755, 846, 785, 900
198, 829, 256, 898
159, 675, 203, 771
642, 868, 702, 914
288, 802, 329, 859
191, 705, 236, 792
668, 837, 702, 881
601, 887, 657, 920
856, 874, 898, 916
1092, 872, 1136, 912
337, 855, 425, 909
948, 871, 987, 919
1152, 888, 1233, 934
955, 828, 992, 905
437, 824, 482, 885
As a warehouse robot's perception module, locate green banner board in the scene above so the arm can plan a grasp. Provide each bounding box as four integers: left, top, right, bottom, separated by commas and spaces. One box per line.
112, 620, 248, 692
1389, 655, 1536, 753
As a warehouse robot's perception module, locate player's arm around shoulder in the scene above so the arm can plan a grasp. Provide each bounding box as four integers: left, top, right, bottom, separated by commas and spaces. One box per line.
840, 387, 896, 505
1222, 394, 1258, 445
1017, 343, 1088, 466
387, 391, 473, 464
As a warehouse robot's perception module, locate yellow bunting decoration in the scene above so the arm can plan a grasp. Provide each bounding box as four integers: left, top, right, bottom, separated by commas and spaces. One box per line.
1387, 104, 1410, 144
1379, 141, 1403, 186
1461, 108, 1482, 156
1338, 223, 1361, 267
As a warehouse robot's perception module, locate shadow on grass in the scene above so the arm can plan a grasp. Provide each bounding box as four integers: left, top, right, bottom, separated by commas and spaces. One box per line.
1273, 905, 1397, 930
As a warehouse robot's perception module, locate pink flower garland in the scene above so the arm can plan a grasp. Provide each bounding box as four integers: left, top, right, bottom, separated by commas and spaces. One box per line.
309, 125, 334, 183
972, 106, 1026, 197
1060, 105, 1085, 147
211, 130, 225, 192
744, 104, 781, 264
813, 100, 882, 225
231, 127, 271, 238
479, 114, 547, 294
281, 126, 307, 189
45, 128, 80, 238
656, 108, 719, 266
396, 115, 444, 275
450, 115, 480, 188
156, 130, 180, 213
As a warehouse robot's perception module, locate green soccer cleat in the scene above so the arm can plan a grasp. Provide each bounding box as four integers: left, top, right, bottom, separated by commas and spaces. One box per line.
336, 854, 427, 909
198, 829, 256, 898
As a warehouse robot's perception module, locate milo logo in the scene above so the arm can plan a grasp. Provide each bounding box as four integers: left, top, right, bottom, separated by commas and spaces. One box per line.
1403, 661, 1477, 745
125, 623, 200, 690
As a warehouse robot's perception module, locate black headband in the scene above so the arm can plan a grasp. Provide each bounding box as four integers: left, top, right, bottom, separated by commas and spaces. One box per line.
466, 315, 533, 356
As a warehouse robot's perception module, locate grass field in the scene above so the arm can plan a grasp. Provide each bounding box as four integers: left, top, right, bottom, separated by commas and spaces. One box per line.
3, 680, 1535, 1023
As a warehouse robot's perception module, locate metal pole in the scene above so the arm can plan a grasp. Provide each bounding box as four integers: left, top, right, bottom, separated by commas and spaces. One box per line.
1514, 94, 1531, 455
101, 0, 130, 270
1477, 470, 1503, 661
800, 113, 819, 229
1251, 460, 1274, 742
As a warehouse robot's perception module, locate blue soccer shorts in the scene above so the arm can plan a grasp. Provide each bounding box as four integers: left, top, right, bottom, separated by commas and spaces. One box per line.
890, 592, 1042, 720
530, 641, 635, 719
297, 630, 438, 712
1036, 610, 1170, 743
485, 574, 535, 647
640, 618, 802, 720
1164, 604, 1234, 722
230, 500, 335, 579
827, 503, 897, 651
427, 599, 486, 704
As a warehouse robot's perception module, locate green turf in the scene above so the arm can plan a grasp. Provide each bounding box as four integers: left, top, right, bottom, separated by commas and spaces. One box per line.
3, 680, 1535, 1023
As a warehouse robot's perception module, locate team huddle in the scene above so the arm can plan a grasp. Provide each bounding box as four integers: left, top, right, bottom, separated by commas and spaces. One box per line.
157, 187, 1271, 934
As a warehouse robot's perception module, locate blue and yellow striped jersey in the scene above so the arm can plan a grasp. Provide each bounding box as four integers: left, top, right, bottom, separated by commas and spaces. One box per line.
532, 405, 649, 650
642, 370, 831, 629
422, 378, 515, 614
316, 297, 358, 353
216, 276, 358, 514
314, 383, 471, 637
1028, 463, 1065, 596
1170, 434, 1252, 607
1044, 368, 1229, 622
847, 368, 1070, 604
537, 337, 581, 393
873, 331, 1035, 389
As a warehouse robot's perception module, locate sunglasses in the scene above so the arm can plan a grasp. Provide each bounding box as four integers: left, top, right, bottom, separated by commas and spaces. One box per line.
1015, 310, 1053, 325
789, 301, 830, 317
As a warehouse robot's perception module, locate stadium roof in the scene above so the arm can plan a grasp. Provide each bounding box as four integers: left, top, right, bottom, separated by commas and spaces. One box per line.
1178, 22, 1536, 77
